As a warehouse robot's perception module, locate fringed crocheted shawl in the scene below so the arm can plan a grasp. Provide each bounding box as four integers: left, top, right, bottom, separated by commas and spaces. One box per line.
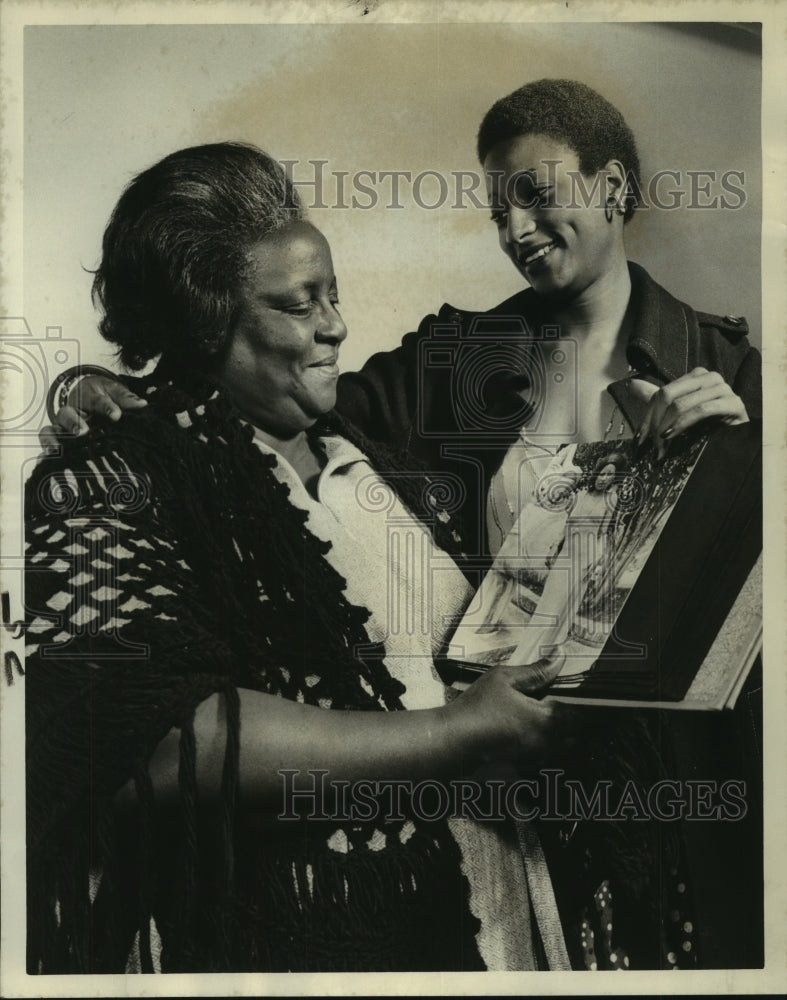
24, 365, 483, 973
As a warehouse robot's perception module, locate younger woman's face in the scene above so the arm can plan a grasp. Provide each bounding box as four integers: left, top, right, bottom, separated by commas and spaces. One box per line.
483, 133, 626, 301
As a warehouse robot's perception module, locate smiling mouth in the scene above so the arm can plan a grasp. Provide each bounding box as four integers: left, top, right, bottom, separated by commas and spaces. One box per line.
309, 358, 339, 373
518, 242, 558, 268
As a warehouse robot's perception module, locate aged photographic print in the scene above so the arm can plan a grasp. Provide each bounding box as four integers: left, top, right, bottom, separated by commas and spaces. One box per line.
445, 424, 761, 708
1, 1, 784, 996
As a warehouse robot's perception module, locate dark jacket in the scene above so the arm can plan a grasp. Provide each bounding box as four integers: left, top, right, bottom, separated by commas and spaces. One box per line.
338, 261, 761, 560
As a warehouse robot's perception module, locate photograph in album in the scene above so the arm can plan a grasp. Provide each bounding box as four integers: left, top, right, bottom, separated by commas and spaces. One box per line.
441, 421, 761, 709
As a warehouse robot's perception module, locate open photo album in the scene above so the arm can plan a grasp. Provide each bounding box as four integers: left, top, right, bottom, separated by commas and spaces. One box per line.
438, 422, 762, 710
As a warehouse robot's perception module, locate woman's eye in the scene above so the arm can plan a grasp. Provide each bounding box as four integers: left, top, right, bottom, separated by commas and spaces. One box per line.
490, 209, 508, 227
282, 292, 340, 316
511, 180, 552, 209
283, 302, 313, 317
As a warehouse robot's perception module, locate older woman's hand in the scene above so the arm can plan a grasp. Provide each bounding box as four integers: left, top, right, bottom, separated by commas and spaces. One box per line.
445, 651, 580, 773
39, 374, 146, 452
636, 367, 748, 460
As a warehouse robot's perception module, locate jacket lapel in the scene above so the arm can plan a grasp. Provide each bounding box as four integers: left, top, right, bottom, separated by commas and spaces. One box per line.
607, 262, 699, 429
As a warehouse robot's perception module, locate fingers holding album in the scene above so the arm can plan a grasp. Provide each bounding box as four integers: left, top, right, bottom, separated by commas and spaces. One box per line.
508, 647, 566, 695
445, 650, 580, 769
637, 367, 749, 459
658, 373, 748, 439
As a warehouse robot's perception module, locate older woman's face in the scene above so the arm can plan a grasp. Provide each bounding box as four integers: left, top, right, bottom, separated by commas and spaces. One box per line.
218, 221, 347, 437
483, 133, 625, 300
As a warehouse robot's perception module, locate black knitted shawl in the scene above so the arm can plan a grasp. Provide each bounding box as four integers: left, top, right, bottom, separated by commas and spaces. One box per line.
24, 366, 483, 973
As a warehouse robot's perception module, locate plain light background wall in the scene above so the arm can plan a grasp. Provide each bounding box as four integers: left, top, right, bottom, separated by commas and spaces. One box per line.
23, 21, 761, 376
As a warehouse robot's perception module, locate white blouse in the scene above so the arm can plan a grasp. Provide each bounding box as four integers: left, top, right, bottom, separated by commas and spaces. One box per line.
253, 430, 472, 708
252, 430, 564, 971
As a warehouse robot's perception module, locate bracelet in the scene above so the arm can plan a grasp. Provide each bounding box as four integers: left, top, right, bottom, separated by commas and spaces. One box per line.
45, 365, 118, 424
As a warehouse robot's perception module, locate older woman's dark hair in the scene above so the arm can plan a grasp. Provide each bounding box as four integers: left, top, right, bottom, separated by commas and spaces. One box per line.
92, 142, 303, 370
477, 79, 641, 221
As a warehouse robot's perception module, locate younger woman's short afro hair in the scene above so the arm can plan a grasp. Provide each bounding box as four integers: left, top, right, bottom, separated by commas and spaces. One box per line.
477, 79, 641, 221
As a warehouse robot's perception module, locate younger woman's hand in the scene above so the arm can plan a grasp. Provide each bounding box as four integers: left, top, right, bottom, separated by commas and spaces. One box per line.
636, 367, 748, 459
39, 375, 146, 452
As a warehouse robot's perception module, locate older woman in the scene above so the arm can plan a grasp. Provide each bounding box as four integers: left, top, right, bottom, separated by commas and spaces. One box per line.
25, 142, 575, 974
